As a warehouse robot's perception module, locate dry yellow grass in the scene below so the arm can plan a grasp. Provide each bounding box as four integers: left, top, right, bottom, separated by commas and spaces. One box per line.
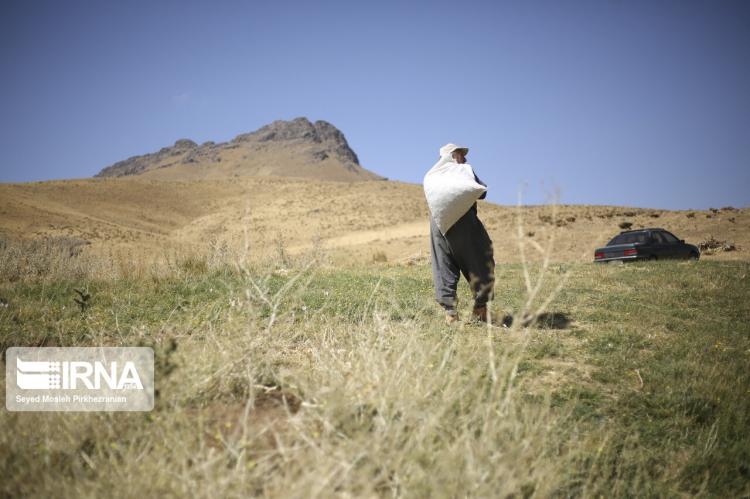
0, 176, 747, 266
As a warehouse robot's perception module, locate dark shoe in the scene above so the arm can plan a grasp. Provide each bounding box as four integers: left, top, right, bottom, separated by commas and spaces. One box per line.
471, 306, 488, 323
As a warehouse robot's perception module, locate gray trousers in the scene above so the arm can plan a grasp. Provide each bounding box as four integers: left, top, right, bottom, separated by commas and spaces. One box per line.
430, 204, 495, 315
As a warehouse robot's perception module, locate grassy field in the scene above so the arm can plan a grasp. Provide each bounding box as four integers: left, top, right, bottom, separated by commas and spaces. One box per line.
1, 245, 749, 497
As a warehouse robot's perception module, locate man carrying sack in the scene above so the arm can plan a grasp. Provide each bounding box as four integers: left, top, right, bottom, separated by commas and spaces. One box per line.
423, 143, 495, 325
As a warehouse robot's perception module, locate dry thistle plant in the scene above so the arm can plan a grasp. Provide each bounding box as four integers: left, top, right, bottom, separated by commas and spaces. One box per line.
503, 189, 572, 331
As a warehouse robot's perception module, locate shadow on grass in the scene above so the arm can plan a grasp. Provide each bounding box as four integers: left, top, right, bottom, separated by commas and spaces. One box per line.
501, 312, 571, 329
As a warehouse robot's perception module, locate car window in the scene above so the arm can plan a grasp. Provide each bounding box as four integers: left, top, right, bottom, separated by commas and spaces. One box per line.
651, 232, 666, 244
608, 232, 649, 245
660, 231, 679, 243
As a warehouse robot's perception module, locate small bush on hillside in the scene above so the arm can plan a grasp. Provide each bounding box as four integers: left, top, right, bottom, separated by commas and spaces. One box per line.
698, 236, 737, 253
372, 250, 388, 263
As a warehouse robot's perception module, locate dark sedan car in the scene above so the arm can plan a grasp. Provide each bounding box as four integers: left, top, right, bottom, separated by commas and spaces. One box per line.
594, 228, 700, 263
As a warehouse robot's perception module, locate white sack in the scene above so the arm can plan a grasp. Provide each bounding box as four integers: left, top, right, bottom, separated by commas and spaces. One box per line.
423, 154, 487, 236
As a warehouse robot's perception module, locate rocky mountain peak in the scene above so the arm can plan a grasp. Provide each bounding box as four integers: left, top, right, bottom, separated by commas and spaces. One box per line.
173, 139, 198, 150
229, 117, 359, 164
94, 117, 382, 181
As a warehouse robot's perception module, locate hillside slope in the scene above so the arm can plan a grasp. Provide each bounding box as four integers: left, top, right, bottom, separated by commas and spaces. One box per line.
1, 176, 746, 265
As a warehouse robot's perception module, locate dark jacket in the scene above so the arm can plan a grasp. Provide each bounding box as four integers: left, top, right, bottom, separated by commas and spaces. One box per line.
474, 172, 487, 200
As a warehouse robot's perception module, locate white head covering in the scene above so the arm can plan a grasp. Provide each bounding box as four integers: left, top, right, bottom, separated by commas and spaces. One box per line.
439, 143, 469, 158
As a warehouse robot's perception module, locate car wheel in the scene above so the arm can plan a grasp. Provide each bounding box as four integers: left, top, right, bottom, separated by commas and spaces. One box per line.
689, 252, 699, 260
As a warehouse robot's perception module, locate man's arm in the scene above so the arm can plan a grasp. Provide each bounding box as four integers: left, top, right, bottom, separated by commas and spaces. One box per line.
474, 172, 487, 200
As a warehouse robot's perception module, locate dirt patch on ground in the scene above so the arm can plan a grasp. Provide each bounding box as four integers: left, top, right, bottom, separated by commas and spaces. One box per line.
187, 388, 302, 450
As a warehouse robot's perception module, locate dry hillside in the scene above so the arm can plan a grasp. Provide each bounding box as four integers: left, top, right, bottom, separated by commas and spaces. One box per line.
0, 175, 746, 266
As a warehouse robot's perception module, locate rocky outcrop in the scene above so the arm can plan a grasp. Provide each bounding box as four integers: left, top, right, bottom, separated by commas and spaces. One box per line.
95, 118, 382, 181
96, 138, 198, 177
234, 118, 360, 165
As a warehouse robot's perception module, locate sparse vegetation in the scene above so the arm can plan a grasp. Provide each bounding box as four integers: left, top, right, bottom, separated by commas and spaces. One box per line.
619, 221, 633, 230
538, 214, 554, 225
72, 287, 91, 313
1, 226, 748, 497
698, 236, 737, 254
372, 250, 388, 263
1, 180, 747, 266
0, 236, 92, 282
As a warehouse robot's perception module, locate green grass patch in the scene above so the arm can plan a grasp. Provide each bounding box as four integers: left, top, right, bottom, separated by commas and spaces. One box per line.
1, 259, 748, 497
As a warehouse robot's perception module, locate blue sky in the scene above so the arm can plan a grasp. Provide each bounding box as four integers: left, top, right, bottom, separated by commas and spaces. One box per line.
1, 0, 748, 209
